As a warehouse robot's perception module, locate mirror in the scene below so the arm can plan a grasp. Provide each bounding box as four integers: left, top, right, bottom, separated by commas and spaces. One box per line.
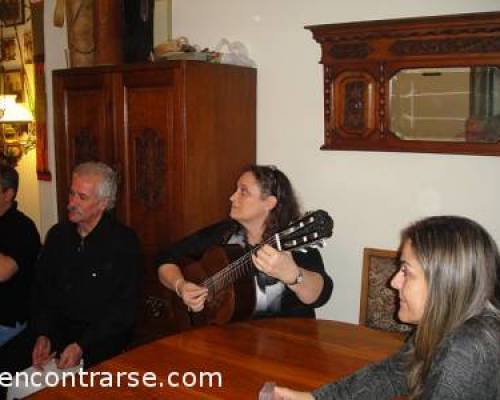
307, 11, 500, 155
390, 67, 500, 144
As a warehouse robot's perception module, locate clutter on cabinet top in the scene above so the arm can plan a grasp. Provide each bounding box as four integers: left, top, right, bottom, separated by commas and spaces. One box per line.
153, 37, 256, 67
211, 38, 256, 67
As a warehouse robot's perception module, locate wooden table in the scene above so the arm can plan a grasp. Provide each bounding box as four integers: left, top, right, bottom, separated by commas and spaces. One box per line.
28, 319, 403, 399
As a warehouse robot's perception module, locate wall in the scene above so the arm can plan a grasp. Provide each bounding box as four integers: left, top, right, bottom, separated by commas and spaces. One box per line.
37, 0, 66, 238
16, 149, 40, 228
172, 0, 500, 323
40, 0, 500, 323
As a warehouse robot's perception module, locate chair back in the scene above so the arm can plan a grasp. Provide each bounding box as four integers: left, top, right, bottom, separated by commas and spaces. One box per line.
359, 248, 412, 333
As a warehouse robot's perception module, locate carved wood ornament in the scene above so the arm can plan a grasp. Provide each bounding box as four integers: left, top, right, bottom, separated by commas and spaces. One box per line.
74, 128, 98, 164
134, 128, 166, 209
306, 11, 500, 156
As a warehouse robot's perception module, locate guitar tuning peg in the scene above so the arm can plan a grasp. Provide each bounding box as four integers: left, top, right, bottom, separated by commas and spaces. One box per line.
296, 248, 309, 253
310, 240, 326, 249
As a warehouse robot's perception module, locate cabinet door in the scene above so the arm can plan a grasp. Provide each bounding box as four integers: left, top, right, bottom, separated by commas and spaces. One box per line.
116, 67, 180, 254
115, 68, 180, 341
53, 72, 115, 220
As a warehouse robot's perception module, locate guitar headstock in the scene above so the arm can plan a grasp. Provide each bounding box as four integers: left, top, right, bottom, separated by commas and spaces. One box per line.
277, 210, 334, 252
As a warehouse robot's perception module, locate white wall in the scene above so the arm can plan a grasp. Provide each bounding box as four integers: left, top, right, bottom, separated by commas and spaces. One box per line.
16, 150, 40, 228
172, 0, 500, 323
39, 0, 500, 322
37, 0, 67, 238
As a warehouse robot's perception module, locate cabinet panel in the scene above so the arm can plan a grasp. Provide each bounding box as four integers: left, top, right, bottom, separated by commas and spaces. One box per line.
334, 71, 377, 138
53, 73, 115, 220
121, 71, 177, 253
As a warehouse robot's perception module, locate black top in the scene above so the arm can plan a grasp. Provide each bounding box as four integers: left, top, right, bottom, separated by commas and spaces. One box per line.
32, 213, 141, 354
156, 220, 334, 318
0, 202, 41, 326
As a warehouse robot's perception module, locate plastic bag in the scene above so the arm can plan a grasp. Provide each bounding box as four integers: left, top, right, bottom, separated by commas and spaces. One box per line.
214, 38, 256, 67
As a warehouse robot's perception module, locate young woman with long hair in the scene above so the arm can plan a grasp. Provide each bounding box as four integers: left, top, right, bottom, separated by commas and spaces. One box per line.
274, 216, 500, 399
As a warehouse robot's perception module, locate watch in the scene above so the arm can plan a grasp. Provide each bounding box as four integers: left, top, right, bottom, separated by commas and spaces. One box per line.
288, 268, 304, 286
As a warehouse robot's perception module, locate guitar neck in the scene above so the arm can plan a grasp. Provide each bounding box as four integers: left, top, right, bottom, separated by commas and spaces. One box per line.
200, 210, 333, 296
203, 236, 278, 294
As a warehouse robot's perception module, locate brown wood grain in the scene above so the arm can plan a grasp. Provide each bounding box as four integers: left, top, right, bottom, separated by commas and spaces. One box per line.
28, 319, 404, 399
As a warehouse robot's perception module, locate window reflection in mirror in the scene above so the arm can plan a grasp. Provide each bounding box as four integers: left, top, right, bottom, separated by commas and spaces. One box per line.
389, 67, 500, 143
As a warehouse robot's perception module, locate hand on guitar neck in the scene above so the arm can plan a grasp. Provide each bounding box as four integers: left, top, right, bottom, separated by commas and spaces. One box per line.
252, 244, 301, 285
253, 244, 326, 304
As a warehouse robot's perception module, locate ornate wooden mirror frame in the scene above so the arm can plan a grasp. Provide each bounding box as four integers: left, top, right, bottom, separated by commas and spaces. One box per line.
306, 11, 500, 156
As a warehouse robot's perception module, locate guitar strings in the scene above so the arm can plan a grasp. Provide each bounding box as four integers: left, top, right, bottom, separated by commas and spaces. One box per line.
204, 235, 277, 292
203, 234, 278, 293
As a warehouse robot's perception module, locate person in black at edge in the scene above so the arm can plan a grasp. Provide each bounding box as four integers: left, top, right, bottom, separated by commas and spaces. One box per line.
157, 164, 333, 320
0, 163, 40, 347
0, 162, 140, 400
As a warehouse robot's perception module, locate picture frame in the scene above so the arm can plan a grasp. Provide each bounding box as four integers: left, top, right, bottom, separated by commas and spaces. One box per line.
0, 0, 25, 27
1, 36, 16, 61
1, 69, 24, 102
154, 0, 172, 45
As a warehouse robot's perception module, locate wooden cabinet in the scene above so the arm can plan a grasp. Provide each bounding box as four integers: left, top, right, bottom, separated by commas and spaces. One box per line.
53, 61, 256, 343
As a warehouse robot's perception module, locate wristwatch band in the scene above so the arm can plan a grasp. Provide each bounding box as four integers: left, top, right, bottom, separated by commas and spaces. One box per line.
289, 268, 304, 286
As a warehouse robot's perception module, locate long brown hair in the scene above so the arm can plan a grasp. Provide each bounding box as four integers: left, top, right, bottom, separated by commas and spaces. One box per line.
242, 165, 301, 240
402, 216, 500, 399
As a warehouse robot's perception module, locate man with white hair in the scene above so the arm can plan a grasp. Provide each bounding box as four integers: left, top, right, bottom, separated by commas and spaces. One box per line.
0, 162, 140, 387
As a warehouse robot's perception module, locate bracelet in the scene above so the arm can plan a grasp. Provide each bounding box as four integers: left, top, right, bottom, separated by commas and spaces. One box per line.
174, 278, 185, 297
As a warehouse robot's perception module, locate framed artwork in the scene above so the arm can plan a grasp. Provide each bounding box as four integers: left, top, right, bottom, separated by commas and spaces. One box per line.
1, 69, 24, 101
154, 0, 172, 43
1, 36, 16, 61
0, 0, 25, 27
23, 30, 32, 63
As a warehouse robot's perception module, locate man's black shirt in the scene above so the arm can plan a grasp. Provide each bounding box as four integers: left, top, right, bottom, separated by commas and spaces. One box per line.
0, 202, 40, 326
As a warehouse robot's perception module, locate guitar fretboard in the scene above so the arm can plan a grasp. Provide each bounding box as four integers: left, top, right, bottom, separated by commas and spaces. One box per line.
200, 210, 333, 298
202, 235, 278, 296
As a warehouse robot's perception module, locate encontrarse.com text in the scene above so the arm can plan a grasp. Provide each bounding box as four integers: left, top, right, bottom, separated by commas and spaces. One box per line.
0, 370, 223, 389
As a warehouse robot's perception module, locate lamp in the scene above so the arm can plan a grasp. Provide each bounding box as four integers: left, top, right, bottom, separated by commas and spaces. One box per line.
0, 94, 35, 166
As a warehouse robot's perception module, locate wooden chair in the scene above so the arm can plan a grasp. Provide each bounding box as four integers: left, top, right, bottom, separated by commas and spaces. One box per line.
359, 248, 412, 333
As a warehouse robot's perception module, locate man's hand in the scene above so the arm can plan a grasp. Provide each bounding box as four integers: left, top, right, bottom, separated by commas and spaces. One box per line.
57, 342, 83, 369
178, 280, 208, 312
32, 336, 52, 368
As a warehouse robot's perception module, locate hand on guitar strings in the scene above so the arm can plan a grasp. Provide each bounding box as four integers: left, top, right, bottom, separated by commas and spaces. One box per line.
252, 244, 301, 285
178, 280, 209, 312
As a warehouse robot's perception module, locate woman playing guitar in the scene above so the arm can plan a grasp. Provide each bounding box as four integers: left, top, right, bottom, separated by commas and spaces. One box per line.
156, 165, 333, 323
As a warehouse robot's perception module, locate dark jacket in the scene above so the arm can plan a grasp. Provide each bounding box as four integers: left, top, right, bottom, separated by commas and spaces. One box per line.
0, 202, 40, 326
32, 213, 140, 364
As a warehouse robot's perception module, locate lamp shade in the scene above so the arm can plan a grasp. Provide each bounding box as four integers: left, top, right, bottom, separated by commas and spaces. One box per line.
0, 95, 33, 123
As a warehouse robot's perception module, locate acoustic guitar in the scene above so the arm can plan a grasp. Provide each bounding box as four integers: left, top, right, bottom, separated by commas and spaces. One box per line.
173, 210, 334, 328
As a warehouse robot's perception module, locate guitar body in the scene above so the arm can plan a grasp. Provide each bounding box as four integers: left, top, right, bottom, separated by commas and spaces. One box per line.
173, 245, 256, 329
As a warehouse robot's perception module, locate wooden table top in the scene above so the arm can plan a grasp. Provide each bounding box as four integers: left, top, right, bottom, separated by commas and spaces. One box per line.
28, 318, 404, 399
